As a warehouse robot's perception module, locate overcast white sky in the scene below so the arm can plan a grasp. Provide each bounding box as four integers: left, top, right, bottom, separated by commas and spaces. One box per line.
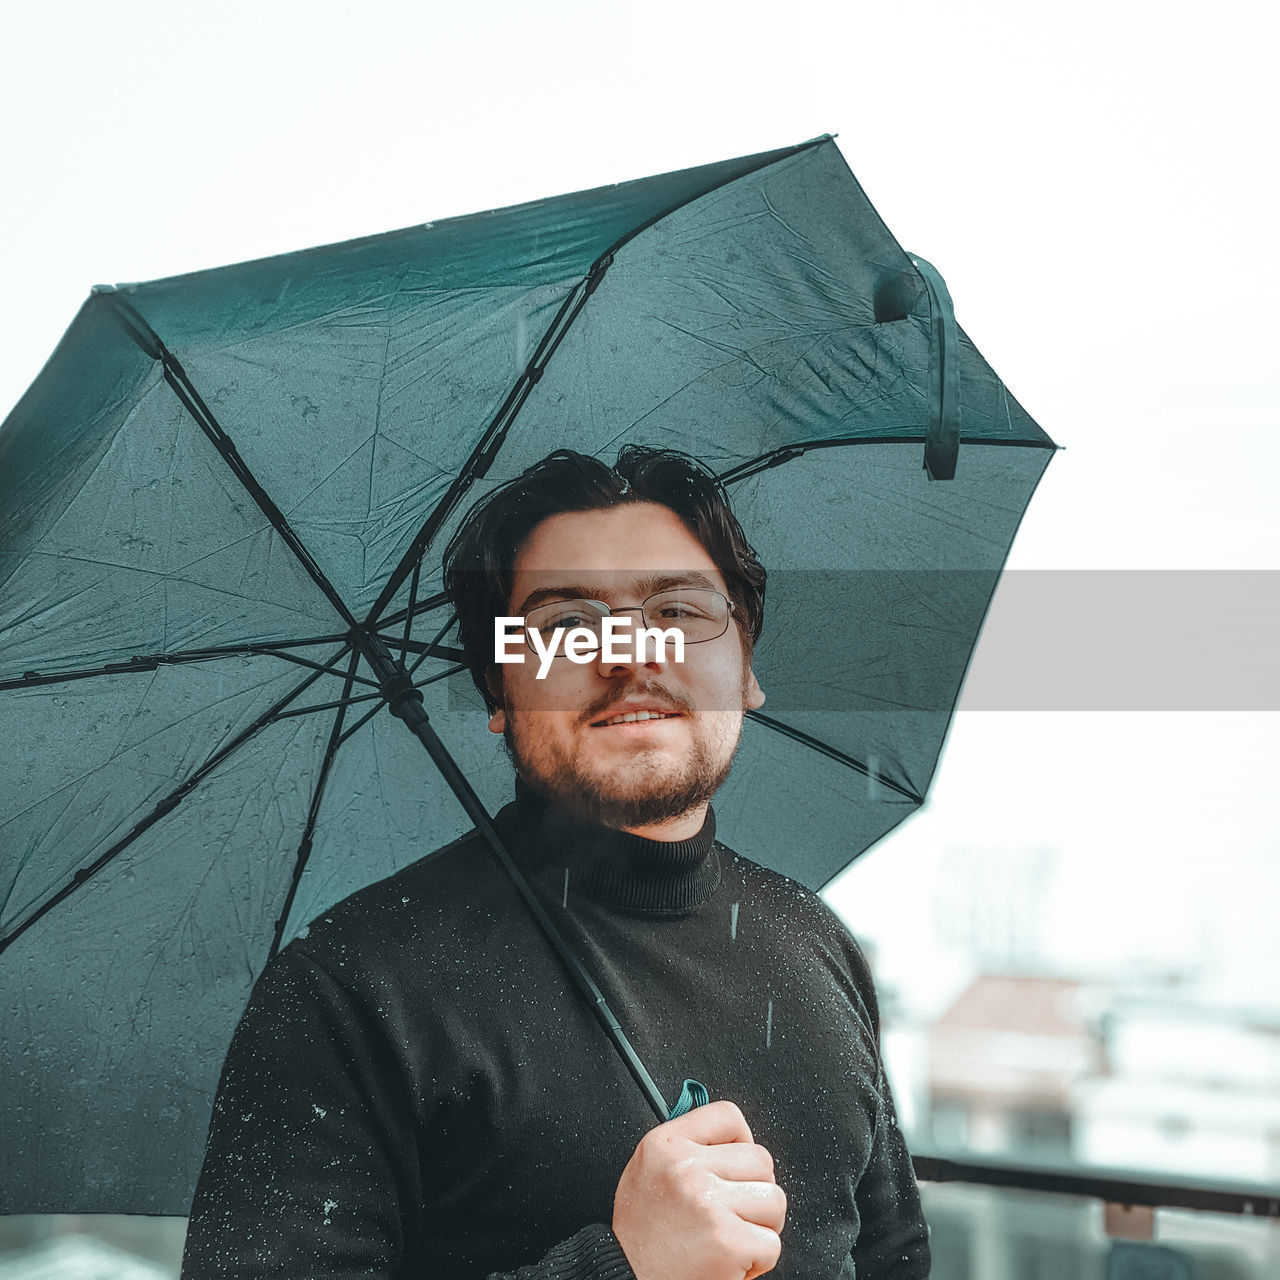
3, 1, 1276, 1002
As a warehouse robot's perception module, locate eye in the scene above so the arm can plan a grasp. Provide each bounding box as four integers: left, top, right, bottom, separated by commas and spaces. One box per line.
529, 600, 604, 633
652, 596, 713, 621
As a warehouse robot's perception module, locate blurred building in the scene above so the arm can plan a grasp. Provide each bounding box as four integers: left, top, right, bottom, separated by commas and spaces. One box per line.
926, 973, 1103, 1158
919, 964, 1280, 1191
1073, 999, 1280, 1183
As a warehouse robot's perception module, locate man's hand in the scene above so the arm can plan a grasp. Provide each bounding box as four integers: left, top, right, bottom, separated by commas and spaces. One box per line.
611, 1100, 786, 1280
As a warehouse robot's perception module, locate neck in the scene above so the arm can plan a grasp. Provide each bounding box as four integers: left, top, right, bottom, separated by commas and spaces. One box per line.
622, 802, 710, 842
505, 777, 721, 912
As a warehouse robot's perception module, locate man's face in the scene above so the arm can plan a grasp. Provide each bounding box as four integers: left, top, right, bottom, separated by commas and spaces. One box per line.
488, 501, 765, 838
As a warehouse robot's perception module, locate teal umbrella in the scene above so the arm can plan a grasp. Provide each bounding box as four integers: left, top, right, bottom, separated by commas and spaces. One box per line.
0, 135, 1055, 1212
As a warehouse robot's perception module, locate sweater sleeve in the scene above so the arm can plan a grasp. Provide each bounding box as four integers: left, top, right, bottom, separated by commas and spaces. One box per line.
847, 1061, 931, 1277
482, 1226, 634, 1280
180, 947, 636, 1280
841, 937, 932, 1279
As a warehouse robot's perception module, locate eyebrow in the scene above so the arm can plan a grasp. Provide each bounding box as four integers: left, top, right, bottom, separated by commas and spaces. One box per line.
514, 571, 722, 616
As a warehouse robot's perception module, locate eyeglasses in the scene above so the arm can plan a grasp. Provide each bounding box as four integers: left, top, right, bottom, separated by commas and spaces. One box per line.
522, 589, 734, 648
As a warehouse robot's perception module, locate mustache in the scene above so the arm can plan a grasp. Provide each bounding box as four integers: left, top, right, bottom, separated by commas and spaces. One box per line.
578, 680, 697, 726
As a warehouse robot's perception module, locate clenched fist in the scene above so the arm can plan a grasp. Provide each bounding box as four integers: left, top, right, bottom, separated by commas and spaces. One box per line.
612, 1100, 786, 1280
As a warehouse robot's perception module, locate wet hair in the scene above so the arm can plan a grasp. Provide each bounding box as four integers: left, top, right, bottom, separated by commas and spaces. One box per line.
442, 446, 766, 712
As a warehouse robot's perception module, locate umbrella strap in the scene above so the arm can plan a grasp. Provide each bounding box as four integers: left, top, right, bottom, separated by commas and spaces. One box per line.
668, 1078, 711, 1120
910, 254, 961, 481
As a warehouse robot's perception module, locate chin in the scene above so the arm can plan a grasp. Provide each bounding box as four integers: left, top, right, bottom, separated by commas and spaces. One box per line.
540, 753, 733, 830
505, 710, 742, 829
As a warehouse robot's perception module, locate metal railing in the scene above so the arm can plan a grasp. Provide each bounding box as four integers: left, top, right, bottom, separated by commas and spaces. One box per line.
913, 1153, 1280, 1218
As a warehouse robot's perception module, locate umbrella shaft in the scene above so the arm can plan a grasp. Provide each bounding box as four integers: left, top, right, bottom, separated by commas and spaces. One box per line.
363, 634, 671, 1123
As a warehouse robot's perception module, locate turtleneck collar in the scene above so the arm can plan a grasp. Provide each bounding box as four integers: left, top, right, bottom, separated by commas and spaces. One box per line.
498, 778, 722, 914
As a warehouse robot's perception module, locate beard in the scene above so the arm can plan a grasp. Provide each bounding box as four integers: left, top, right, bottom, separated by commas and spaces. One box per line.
502, 678, 746, 831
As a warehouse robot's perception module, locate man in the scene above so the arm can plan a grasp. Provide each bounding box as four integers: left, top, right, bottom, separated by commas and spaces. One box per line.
181, 446, 930, 1279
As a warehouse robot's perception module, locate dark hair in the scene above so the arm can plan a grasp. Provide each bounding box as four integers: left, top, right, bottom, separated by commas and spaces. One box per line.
442, 446, 766, 711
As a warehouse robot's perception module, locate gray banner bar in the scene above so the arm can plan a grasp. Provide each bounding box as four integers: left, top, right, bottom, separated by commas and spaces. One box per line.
961, 571, 1279, 710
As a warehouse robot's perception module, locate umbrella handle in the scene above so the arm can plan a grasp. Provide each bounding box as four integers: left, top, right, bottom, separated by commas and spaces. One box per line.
363, 636, 673, 1123
668, 1078, 711, 1120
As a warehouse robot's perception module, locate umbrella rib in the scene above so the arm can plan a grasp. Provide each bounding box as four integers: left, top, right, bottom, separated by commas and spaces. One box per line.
400, 557, 421, 656
101, 294, 363, 638
378, 589, 450, 634
718, 434, 1058, 487
363, 136, 837, 630
360, 266, 611, 627
744, 710, 923, 804
102, 294, 501, 723
268, 648, 363, 961
333, 663, 466, 749
252, 648, 378, 686
0, 636, 378, 693
273, 690, 382, 719
404, 612, 460, 676
395, 639, 466, 662
0, 651, 350, 956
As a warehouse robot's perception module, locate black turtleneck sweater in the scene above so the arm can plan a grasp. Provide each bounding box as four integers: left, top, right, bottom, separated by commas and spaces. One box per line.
182, 787, 930, 1279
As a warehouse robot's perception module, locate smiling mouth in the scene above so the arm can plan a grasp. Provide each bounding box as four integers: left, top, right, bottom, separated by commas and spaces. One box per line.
592, 710, 681, 727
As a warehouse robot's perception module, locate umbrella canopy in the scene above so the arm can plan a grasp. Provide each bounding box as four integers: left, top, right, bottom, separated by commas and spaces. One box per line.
0, 135, 1055, 1212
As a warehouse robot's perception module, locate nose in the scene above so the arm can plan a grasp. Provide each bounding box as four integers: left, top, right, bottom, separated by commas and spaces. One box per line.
594, 607, 669, 679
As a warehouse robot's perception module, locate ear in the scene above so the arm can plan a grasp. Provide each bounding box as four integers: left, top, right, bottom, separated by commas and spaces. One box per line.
485, 669, 506, 733
744, 667, 765, 710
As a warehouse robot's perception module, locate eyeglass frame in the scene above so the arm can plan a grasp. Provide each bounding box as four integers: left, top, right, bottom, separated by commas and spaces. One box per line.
519, 588, 736, 649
